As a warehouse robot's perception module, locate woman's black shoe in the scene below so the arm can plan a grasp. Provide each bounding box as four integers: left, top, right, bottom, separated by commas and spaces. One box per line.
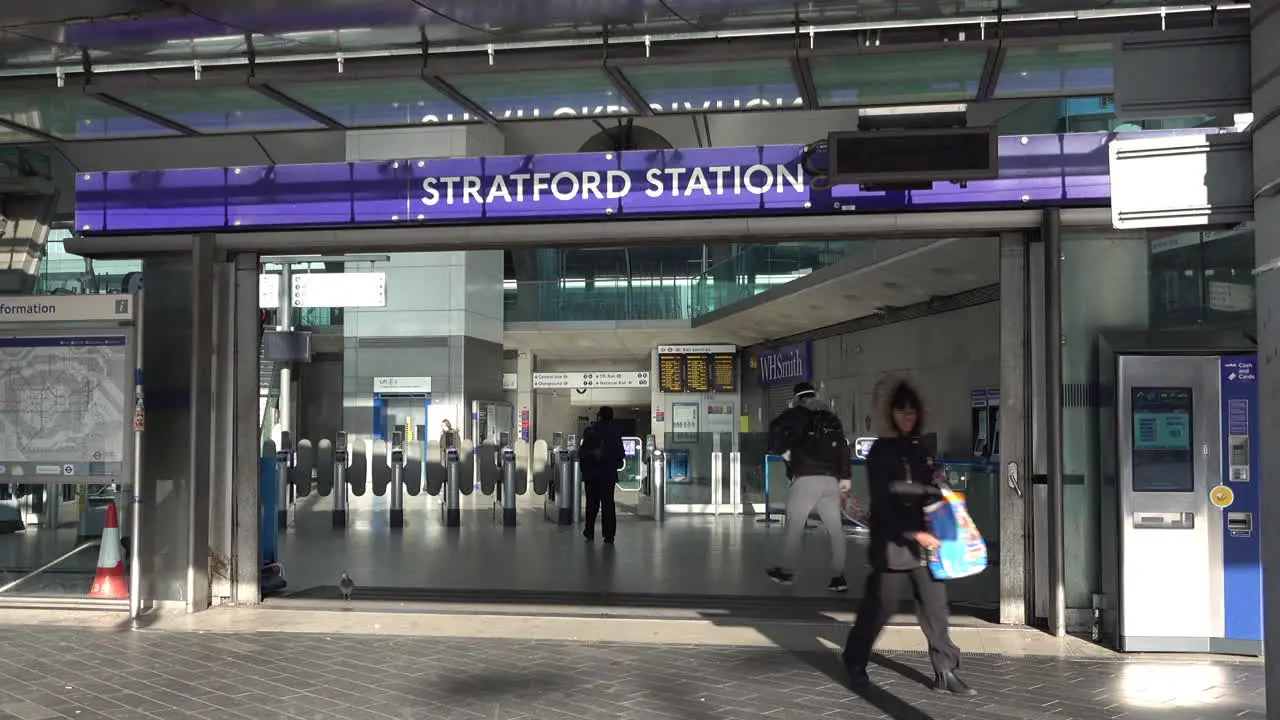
933, 671, 976, 696
845, 665, 871, 689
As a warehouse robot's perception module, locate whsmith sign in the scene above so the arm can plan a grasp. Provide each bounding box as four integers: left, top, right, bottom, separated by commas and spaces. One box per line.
756, 342, 811, 388
74, 133, 1117, 234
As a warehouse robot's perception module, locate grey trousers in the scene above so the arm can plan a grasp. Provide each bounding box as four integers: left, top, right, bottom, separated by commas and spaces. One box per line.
782, 475, 847, 576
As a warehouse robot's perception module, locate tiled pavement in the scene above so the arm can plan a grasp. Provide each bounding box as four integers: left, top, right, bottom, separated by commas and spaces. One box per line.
0, 627, 1263, 720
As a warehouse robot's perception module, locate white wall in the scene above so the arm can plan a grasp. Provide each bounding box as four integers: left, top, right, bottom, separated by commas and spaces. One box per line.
758, 303, 1001, 459
528, 357, 652, 442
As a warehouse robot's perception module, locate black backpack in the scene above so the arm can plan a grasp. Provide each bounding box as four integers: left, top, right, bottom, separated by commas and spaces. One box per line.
796, 409, 847, 469
580, 424, 606, 463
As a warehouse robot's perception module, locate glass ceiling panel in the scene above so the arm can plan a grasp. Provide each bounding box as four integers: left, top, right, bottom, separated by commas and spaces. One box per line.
274, 78, 475, 128
446, 69, 633, 121
811, 49, 986, 107
111, 86, 323, 133
0, 94, 178, 140
624, 59, 802, 114
994, 43, 1115, 99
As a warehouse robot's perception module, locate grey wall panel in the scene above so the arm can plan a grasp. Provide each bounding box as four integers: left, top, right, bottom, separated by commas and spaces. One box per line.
1114, 27, 1251, 120
1110, 132, 1254, 229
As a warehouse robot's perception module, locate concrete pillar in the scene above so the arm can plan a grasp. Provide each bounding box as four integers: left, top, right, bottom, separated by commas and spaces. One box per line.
1250, 0, 1280, 708
138, 236, 216, 612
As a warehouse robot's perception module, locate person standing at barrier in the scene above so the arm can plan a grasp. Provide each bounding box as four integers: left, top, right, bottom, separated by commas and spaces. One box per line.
579, 406, 625, 544
841, 380, 974, 696
765, 382, 852, 592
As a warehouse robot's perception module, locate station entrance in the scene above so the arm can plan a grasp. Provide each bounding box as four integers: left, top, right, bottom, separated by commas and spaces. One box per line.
247, 234, 1013, 616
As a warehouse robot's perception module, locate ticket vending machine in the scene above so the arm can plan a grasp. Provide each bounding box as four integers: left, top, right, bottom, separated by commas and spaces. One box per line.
1116, 353, 1262, 654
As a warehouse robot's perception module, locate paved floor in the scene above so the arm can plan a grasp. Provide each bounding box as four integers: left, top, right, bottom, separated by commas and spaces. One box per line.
0, 625, 1261, 720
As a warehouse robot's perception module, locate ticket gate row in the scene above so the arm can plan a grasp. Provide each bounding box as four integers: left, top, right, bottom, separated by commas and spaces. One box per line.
264, 429, 532, 529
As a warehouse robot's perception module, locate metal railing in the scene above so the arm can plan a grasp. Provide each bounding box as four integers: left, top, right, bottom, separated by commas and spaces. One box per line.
0, 540, 101, 594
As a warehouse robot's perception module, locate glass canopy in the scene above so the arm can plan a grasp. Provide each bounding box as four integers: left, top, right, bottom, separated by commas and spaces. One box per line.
274, 78, 476, 127
0, 0, 1210, 141
111, 86, 325, 134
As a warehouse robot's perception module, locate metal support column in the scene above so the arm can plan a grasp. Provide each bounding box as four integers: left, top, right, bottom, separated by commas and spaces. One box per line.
231, 253, 261, 606
187, 232, 216, 614
1043, 208, 1067, 638
999, 232, 1030, 626
129, 288, 147, 618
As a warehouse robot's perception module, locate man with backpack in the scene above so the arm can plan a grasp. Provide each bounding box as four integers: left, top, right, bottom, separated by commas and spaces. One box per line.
579, 406, 626, 544
765, 382, 852, 592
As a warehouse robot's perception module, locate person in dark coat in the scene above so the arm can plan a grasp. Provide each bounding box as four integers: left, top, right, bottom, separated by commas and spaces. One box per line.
578, 406, 625, 544
842, 379, 975, 696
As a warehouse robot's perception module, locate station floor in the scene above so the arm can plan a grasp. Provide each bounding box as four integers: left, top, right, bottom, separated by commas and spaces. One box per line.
0, 613, 1261, 720
274, 489, 999, 614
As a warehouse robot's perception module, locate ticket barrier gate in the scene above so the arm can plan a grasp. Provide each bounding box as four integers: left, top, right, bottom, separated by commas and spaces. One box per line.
422, 435, 473, 528
486, 433, 531, 527
636, 436, 665, 523
544, 436, 581, 526
1113, 351, 1263, 655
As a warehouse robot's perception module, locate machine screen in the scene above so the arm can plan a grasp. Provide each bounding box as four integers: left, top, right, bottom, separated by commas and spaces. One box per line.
1131, 387, 1194, 492
623, 439, 638, 457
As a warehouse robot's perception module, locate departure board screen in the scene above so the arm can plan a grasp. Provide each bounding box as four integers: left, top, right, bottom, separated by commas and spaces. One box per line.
1131, 387, 1194, 492
657, 353, 686, 393
711, 353, 738, 393
685, 354, 711, 393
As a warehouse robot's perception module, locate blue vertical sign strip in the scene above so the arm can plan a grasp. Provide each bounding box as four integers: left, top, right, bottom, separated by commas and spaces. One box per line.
372, 393, 386, 441
1219, 354, 1262, 641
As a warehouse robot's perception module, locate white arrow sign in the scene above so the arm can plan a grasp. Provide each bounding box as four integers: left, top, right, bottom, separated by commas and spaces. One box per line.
292, 272, 386, 308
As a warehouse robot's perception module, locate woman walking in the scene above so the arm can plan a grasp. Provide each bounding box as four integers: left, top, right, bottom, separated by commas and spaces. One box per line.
841, 379, 975, 696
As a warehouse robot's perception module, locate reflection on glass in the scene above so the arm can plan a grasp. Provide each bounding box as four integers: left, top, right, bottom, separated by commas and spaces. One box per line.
1148, 225, 1255, 331
0, 95, 178, 140
447, 69, 632, 121
812, 49, 985, 107
113, 86, 323, 133
623, 60, 802, 114
0, 483, 130, 598
994, 43, 1114, 98
275, 79, 475, 127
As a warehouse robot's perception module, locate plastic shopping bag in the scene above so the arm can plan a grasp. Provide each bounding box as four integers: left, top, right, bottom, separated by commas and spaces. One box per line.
924, 489, 988, 580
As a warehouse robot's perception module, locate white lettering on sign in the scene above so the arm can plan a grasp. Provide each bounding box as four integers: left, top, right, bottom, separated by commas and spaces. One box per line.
421, 165, 804, 208
758, 349, 806, 384
374, 377, 432, 394
292, 273, 386, 308
656, 345, 737, 355
414, 97, 805, 125
532, 371, 650, 389
502, 373, 518, 391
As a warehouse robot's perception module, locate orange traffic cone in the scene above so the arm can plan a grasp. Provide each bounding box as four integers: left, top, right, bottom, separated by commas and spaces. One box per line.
89, 501, 128, 599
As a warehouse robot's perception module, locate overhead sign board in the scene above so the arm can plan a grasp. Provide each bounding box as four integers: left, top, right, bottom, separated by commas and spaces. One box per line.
292, 272, 386, 308
532, 371, 650, 389
74, 133, 1132, 235
374, 376, 432, 394
502, 373, 518, 391
657, 344, 737, 355
0, 294, 134, 323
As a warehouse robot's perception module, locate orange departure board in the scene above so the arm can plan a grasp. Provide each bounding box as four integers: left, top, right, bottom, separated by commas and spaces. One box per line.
657, 353, 685, 393
685, 354, 711, 393
711, 353, 738, 393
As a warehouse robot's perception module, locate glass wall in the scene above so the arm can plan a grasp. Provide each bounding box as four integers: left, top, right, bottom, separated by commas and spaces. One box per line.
1059, 223, 1253, 613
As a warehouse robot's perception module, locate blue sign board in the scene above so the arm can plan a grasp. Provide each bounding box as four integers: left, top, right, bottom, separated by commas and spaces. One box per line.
72, 132, 1141, 234
756, 341, 811, 388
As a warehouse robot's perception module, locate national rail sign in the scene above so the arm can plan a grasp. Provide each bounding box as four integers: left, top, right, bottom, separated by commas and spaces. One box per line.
532, 371, 650, 389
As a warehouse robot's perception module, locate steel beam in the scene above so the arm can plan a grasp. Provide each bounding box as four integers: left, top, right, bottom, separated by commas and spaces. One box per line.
89, 92, 200, 135
249, 81, 347, 131
420, 74, 500, 127
791, 55, 818, 110
601, 66, 653, 117
977, 45, 1009, 103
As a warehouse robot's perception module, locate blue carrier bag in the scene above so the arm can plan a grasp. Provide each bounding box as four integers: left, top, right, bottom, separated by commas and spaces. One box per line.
923, 489, 989, 580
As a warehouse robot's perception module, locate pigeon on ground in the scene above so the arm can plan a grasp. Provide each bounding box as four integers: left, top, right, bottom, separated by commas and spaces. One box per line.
338, 572, 355, 603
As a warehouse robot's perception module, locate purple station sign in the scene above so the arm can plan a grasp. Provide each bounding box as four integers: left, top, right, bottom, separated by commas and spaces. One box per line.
73, 131, 1196, 235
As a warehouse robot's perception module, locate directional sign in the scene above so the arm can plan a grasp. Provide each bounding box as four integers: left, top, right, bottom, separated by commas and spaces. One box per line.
292, 272, 386, 308
532, 371, 650, 389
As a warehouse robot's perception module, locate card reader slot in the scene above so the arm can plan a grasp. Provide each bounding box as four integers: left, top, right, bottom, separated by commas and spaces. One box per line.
1131, 511, 1195, 529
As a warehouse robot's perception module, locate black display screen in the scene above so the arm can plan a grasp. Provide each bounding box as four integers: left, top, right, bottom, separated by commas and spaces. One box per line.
828, 127, 997, 183
1131, 387, 1194, 493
